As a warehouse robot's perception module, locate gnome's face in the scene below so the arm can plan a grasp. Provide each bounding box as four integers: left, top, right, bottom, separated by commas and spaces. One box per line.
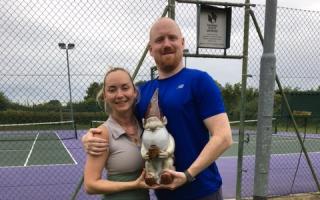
143, 117, 170, 150
143, 116, 167, 131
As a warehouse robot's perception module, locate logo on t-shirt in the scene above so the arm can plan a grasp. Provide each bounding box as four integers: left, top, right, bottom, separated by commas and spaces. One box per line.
177, 84, 184, 89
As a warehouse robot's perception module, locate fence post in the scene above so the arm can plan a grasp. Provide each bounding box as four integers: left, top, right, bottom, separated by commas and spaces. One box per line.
235, 0, 251, 199
168, 0, 175, 19
253, 1, 278, 199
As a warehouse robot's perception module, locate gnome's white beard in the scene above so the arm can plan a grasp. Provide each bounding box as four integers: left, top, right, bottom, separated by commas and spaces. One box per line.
142, 116, 170, 150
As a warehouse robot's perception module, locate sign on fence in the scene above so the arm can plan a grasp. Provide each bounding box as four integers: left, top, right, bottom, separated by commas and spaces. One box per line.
197, 5, 232, 49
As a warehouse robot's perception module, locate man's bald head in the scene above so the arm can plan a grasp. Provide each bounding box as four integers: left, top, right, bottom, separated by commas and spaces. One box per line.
149, 17, 183, 42
147, 17, 185, 79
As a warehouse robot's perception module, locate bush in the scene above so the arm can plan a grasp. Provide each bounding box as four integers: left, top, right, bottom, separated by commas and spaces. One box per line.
0, 110, 107, 125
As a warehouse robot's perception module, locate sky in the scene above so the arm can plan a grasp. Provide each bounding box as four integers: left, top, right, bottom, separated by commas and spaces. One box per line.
1, 0, 320, 104
228, 0, 320, 11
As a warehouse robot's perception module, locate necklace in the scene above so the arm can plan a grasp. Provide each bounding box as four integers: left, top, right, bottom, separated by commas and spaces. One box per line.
123, 121, 141, 145
112, 115, 141, 145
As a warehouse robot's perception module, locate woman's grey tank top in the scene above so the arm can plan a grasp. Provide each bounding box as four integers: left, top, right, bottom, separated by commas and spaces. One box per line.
101, 116, 149, 200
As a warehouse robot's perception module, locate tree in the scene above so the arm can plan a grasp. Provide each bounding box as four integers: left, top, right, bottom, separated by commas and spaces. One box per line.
47, 100, 62, 107
221, 83, 260, 120
221, 83, 241, 120
32, 100, 62, 112
84, 82, 103, 101
135, 80, 147, 87
245, 87, 259, 119
0, 92, 10, 111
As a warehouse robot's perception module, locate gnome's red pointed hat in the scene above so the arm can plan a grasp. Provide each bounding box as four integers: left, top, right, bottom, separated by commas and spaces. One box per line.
144, 88, 163, 120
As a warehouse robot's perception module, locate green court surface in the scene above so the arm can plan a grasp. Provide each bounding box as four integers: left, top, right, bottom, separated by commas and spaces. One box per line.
0, 132, 75, 167
222, 132, 320, 157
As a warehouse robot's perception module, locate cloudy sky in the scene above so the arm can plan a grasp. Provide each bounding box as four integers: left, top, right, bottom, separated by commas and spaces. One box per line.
1, 0, 320, 104
229, 0, 320, 10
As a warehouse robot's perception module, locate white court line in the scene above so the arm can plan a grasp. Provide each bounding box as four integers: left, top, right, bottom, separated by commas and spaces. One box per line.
221, 151, 320, 159
0, 149, 30, 152
54, 131, 78, 165
24, 132, 39, 166
0, 163, 75, 169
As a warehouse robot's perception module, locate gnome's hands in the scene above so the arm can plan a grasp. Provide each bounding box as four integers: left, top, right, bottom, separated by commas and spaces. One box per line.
142, 152, 150, 160
141, 144, 149, 160
158, 150, 170, 158
148, 146, 160, 159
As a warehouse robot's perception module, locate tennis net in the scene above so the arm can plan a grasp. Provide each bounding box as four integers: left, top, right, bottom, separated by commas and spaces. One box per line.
230, 118, 320, 141
90, 120, 105, 128
0, 121, 77, 141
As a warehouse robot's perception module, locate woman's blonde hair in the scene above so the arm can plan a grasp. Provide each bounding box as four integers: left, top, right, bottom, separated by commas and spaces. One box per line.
96, 67, 138, 114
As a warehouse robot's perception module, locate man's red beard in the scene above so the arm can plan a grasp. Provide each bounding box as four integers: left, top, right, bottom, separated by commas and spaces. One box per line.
156, 54, 182, 72
157, 61, 179, 73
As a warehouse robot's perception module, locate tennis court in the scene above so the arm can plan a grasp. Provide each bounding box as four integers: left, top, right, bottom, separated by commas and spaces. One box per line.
0, 132, 76, 167
1, 120, 320, 199
0, 121, 89, 200
218, 129, 320, 198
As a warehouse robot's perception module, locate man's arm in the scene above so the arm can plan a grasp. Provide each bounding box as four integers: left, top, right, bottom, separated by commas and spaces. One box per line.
186, 113, 232, 178
82, 128, 109, 156
161, 113, 232, 189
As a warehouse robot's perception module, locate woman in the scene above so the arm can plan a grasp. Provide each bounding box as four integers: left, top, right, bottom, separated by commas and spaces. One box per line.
84, 67, 152, 200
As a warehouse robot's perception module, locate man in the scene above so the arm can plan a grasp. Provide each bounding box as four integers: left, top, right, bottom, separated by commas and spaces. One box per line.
83, 17, 233, 200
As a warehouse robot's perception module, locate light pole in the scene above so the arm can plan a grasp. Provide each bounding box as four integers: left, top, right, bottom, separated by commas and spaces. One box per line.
183, 49, 189, 67
58, 43, 75, 124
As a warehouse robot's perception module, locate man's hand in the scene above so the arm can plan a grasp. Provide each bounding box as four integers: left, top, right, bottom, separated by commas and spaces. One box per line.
82, 128, 108, 156
157, 169, 187, 190
134, 169, 161, 189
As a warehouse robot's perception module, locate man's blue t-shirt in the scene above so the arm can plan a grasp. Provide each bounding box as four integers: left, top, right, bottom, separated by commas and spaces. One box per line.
135, 68, 225, 200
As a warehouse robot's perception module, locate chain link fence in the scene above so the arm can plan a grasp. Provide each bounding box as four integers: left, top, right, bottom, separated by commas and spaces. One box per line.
1, 0, 320, 199
241, 5, 320, 199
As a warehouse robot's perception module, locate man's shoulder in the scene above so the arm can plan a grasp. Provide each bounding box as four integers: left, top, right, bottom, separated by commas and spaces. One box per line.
136, 80, 159, 102
137, 79, 157, 90
184, 68, 208, 77
182, 68, 214, 84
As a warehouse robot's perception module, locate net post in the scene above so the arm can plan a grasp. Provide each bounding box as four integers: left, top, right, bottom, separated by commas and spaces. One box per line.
73, 121, 78, 140
274, 116, 278, 134
316, 118, 319, 134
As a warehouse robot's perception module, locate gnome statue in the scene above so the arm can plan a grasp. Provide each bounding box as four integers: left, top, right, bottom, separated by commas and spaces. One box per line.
141, 89, 175, 186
